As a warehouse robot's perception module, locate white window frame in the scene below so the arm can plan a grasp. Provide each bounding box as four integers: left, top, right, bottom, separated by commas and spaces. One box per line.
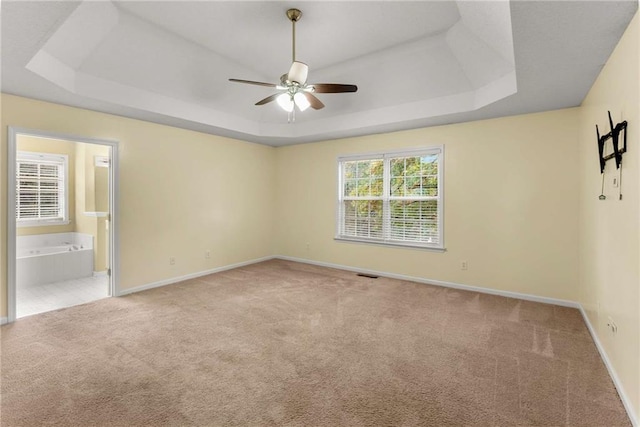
336, 146, 444, 250
16, 151, 70, 227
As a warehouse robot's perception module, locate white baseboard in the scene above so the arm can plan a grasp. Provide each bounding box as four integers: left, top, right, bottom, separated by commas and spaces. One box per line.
275, 255, 580, 308
93, 270, 108, 277
117, 256, 275, 296
578, 306, 638, 427
0, 317, 7, 326
119, 254, 577, 307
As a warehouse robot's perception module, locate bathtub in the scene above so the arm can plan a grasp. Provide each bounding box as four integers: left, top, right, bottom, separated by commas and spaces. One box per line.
17, 233, 94, 287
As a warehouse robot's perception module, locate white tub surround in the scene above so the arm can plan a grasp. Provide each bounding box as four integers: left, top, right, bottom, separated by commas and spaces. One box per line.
17, 232, 94, 287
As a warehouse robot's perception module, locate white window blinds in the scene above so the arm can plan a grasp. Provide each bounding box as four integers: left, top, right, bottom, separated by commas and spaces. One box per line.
16, 152, 68, 225
337, 147, 443, 249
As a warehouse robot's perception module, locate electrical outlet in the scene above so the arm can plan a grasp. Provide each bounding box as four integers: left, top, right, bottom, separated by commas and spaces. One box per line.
461, 261, 468, 270
205, 250, 211, 259
613, 177, 619, 187
305, 242, 310, 251
169, 257, 176, 265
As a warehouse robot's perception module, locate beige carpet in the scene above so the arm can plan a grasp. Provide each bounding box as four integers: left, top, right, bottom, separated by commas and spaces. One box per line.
1, 259, 630, 426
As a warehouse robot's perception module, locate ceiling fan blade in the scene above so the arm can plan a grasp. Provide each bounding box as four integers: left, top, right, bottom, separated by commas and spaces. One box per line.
229, 78, 277, 88
302, 92, 325, 110
255, 93, 281, 106
310, 83, 358, 93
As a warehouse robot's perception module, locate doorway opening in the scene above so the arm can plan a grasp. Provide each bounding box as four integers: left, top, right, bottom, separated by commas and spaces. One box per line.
7, 128, 119, 322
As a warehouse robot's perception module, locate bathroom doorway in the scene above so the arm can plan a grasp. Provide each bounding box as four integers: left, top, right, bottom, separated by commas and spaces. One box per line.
7, 128, 119, 322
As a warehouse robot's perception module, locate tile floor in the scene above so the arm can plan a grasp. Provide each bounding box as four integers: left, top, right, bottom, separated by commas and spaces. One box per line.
17, 275, 109, 318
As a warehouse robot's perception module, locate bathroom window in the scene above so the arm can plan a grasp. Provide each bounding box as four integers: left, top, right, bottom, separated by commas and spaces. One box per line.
336, 146, 444, 250
16, 152, 69, 227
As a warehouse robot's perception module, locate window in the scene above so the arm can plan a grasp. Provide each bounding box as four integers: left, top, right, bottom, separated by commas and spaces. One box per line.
337, 146, 443, 249
16, 151, 69, 227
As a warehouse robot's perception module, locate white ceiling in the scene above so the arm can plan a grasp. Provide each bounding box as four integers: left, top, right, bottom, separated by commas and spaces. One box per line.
1, 1, 637, 146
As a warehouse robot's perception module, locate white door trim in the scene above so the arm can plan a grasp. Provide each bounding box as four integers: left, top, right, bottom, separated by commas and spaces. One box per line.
6, 127, 121, 323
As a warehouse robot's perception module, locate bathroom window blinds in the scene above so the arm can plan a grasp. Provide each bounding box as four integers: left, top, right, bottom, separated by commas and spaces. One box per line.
336, 146, 443, 249
16, 152, 68, 226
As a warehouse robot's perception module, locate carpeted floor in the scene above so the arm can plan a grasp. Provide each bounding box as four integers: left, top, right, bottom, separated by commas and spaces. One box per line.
1, 259, 630, 426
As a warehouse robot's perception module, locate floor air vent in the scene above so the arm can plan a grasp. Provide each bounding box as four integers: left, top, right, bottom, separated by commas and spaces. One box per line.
357, 273, 379, 279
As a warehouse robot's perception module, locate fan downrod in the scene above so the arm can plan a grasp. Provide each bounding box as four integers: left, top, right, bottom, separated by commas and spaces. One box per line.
287, 9, 302, 63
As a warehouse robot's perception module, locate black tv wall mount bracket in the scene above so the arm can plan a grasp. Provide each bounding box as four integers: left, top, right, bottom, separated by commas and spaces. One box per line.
597, 111, 627, 200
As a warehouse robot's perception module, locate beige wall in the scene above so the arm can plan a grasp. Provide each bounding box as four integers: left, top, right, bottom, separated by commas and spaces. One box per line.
578, 13, 639, 421
15, 135, 77, 236
95, 164, 109, 213
0, 94, 277, 317
0, 99, 582, 315
275, 109, 580, 301
75, 142, 111, 272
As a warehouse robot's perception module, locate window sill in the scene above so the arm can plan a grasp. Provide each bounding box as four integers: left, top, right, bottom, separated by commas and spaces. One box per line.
334, 236, 446, 252
17, 220, 70, 228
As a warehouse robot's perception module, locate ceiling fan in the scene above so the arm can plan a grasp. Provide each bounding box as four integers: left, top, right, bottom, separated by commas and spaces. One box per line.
229, 8, 358, 119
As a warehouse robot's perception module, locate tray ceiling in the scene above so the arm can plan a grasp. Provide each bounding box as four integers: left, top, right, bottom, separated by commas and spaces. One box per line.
1, 1, 637, 146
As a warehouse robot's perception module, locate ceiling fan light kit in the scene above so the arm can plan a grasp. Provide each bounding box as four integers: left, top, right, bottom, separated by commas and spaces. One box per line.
294, 92, 311, 111
288, 61, 308, 85
276, 93, 294, 113
229, 8, 358, 121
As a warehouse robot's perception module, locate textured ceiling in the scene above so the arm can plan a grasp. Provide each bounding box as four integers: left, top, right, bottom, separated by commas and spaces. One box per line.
1, 1, 637, 146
